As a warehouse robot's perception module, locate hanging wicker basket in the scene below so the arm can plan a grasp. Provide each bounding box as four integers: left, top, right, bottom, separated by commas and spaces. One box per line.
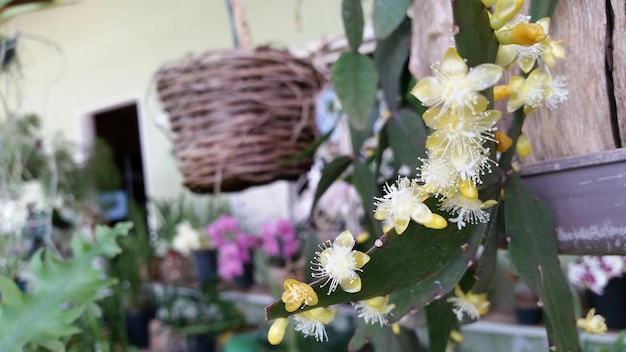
154, 46, 325, 193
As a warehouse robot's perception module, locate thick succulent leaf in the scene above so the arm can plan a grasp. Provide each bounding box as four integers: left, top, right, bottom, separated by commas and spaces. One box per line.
426, 297, 457, 352
0, 223, 131, 352
352, 161, 383, 245
266, 194, 496, 319
373, 0, 411, 40
342, 0, 365, 51
348, 322, 382, 352
387, 203, 497, 322
529, 0, 559, 21
310, 155, 353, 217
453, 0, 499, 67
472, 203, 501, 293
505, 174, 580, 352
348, 322, 404, 352
374, 16, 411, 111
386, 109, 427, 173
331, 52, 379, 131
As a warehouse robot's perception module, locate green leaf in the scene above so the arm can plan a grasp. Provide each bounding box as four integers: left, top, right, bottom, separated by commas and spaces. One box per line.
426, 298, 457, 352
529, 0, 559, 21
472, 203, 501, 293
266, 193, 496, 320
453, 0, 499, 67
310, 155, 353, 217
374, 16, 411, 111
342, 0, 364, 51
386, 109, 427, 173
352, 160, 383, 245
348, 322, 380, 352
373, 0, 411, 40
505, 174, 580, 352
331, 52, 379, 131
0, 223, 131, 351
387, 203, 497, 322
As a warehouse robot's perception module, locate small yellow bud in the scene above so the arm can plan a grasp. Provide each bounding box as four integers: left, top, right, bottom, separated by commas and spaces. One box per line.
450, 330, 464, 343
458, 179, 478, 200
423, 213, 448, 229
495, 131, 513, 153
490, 0, 525, 30
493, 85, 511, 101
392, 322, 401, 335
496, 23, 547, 46
516, 134, 532, 158
480, 199, 499, 209
356, 232, 370, 244
268, 318, 289, 345
500, 188, 505, 200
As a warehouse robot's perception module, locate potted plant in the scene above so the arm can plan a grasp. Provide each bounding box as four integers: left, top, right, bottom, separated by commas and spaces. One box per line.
207, 215, 260, 289
568, 255, 626, 330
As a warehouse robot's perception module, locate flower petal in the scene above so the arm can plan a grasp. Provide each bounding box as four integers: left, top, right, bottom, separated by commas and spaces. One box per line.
394, 217, 410, 235
340, 275, 362, 293
334, 230, 355, 248
423, 213, 448, 229
411, 76, 442, 106
466, 64, 504, 91
410, 203, 434, 224
496, 45, 517, 67
441, 47, 468, 76
352, 251, 371, 269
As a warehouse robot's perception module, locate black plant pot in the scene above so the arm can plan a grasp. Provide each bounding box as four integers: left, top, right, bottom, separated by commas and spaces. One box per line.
586, 276, 626, 330
192, 249, 219, 286
233, 262, 254, 289
515, 306, 543, 325
125, 309, 151, 348
187, 334, 216, 352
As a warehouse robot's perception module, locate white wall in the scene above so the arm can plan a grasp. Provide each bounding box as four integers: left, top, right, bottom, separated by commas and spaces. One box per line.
4, 0, 350, 207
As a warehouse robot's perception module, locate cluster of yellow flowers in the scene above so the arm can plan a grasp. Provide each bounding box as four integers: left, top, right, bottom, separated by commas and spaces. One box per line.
267, 0, 606, 346
375, 0, 567, 233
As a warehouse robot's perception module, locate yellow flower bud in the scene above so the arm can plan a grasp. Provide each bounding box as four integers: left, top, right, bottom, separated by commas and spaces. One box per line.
392, 322, 401, 335
493, 85, 511, 102
356, 232, 370, 244
490, 0, 525, 30
496, 23, 547, 46
516, 134, 532, 158
450, 330, 464, 343
268, 318, 289, 345
495, 131, 513, 153
423, 213, 448, 229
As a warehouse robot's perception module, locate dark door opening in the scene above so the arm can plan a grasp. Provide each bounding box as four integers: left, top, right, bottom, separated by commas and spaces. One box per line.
92, 103, 147, 223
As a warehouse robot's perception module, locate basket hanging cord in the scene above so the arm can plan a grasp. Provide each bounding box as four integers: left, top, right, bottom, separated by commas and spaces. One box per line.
225, 0, 252, 49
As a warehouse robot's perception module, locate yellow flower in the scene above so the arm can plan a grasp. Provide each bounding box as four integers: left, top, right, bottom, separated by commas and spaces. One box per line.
374, 177, 447, 233
440, 192, 498, 230
281, 279, 318, 312
422, 107, 501, 159
411, 47, 503, 115
507, 69, 568, 114
446, 285, 490, 321
354, 295, 396, 326
294, 307, 338, 341
577, 309, 607, 335
311, 230, 370, 295
536, 17, 566, 68
267, 318, 289, 345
